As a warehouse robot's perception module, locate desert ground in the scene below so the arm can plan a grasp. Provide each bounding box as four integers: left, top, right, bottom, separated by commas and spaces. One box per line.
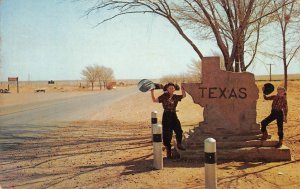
0, 81, 300, 189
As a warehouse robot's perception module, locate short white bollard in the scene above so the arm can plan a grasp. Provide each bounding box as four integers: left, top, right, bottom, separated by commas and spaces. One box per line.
151, 111, 158, 126
204, 138, 217, 189
151, 111, 158, 139
152, 123, 163, 170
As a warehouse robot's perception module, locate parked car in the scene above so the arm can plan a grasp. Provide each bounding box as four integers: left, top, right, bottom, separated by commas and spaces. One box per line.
0, 89, 10, 93
34, 88, 46, 93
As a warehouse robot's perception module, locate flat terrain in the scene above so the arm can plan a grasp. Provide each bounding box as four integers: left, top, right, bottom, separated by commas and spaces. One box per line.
0, 81, 300, 188
0, 87, 137, 151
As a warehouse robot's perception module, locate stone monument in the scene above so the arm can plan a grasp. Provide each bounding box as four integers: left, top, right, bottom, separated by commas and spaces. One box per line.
179, 57, 291, 161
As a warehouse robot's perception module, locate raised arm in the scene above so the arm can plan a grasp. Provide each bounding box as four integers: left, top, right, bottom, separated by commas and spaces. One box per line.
151, 89, 159, 103
263, 94, 275, 100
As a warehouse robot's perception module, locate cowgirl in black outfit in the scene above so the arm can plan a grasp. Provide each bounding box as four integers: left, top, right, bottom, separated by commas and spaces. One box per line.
151, 82, 186, 158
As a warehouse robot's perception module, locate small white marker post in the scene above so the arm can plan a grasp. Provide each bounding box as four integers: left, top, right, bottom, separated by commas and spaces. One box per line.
204, 138, 217, 189
152, 123, 163, 170
151, 111, 158, 135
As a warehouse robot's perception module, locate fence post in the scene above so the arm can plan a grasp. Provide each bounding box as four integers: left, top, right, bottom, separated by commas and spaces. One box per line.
152, 123, 163, 170
204, 138, 217, 189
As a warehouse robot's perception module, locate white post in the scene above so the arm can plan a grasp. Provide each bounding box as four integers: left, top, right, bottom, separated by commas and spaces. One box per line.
152, 123, 163, 170
151, 111, 158, 124
151, 111, 158, 141
151, 111, 158, 129
204, 138, 217, 189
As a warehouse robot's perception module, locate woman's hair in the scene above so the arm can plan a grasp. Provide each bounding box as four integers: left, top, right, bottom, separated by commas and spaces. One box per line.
163, 82, 179, 91
277, 86, 287, 98
277, 86, 286, 92
166, 82, 175, 88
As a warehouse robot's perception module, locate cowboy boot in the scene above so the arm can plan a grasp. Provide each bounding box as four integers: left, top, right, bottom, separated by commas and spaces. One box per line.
275, 139, 283, 148
166, 146, 172, 159
177, 143, 186, 151
261, 130, 268, 141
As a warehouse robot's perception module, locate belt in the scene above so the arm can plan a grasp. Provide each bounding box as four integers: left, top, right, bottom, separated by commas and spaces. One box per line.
272, 109, 283, 112
164, 109, 177, 113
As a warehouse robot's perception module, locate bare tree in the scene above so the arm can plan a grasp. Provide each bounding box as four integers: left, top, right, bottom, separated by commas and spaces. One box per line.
179, 73, 188, 83
175, 0, 291, 71
160, 74, 180, 84
82, 65, 115, 90
271, 0, 300, 90
187, 59, 201, 81
94, 65, 104, 90
101, 66, 114, 89
81, 65, 97, 90
160, 73, 194, 84
84, 0, 293, 72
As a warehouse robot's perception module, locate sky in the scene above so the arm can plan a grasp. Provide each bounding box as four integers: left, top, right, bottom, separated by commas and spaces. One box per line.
0, 0, 299, 81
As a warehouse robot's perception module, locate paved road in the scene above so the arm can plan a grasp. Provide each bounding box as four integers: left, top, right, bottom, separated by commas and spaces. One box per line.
0, 87, 138, 150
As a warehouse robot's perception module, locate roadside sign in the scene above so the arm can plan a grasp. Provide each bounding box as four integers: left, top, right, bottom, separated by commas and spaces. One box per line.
8, 77, 19, 93
8, 77, 18, 82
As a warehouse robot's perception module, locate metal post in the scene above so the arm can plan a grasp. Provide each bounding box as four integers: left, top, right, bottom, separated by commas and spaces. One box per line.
204, 138, 217, 189
152, 123, 163, 170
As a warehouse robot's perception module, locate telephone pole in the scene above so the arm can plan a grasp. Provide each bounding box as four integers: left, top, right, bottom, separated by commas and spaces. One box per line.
267, 64, 274, 81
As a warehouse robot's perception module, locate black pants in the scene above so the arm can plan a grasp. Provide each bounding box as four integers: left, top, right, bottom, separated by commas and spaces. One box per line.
162, 111, 183, 148
261, 109, 284, 140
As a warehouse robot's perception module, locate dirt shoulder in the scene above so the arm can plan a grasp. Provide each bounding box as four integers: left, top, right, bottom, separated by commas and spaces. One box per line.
1, 82, 300, 188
